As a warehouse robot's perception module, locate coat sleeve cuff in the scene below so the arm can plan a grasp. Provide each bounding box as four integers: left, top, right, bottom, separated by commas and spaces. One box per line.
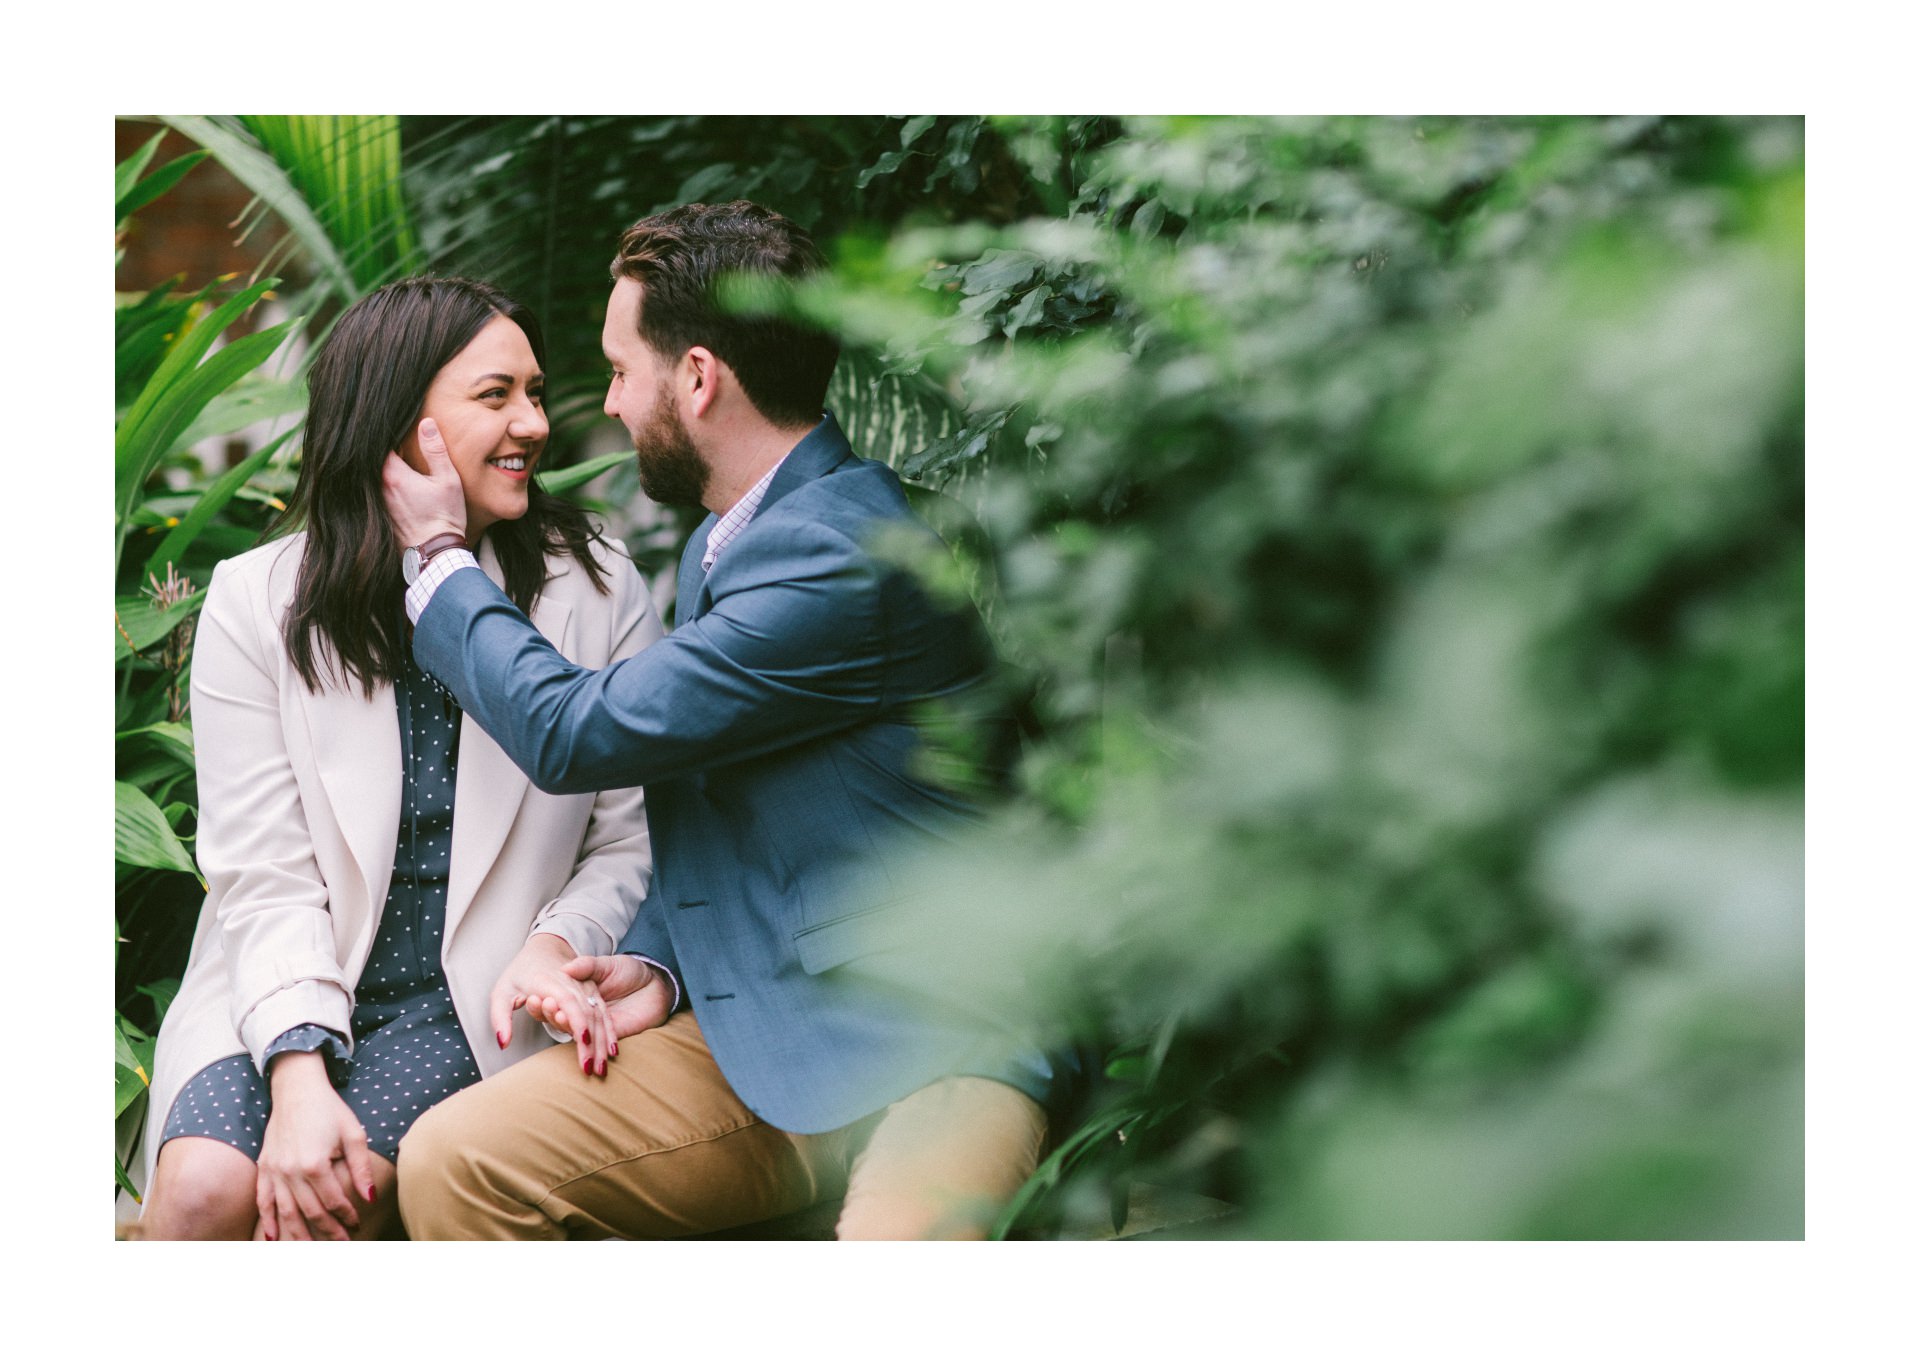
239, 979, 354, 1075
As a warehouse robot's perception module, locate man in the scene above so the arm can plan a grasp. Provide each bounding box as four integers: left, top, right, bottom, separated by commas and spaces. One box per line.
382, 200, 1062, 1240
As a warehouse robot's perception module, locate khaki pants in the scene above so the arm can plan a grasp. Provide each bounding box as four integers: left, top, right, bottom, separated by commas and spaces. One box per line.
396, 1011, 1047, 1240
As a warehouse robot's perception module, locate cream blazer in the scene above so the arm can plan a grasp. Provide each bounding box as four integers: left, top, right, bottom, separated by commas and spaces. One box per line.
138, 530, 662, 1189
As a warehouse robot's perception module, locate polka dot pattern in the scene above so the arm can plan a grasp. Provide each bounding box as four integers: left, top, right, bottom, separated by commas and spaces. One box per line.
160, 641, 483, 1165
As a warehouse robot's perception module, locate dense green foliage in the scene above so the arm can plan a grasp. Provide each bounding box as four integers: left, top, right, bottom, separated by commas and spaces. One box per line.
113, 115, 1802, 1237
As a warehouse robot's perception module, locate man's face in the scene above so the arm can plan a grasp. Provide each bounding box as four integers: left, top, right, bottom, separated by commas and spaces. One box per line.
602, 277, 710, 508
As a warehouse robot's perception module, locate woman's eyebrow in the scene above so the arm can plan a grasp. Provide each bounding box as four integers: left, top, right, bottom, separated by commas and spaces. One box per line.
467, 371, 542, 387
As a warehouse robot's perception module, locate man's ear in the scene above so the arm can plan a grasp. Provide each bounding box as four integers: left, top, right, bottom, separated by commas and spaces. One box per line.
683, 346, 722, 419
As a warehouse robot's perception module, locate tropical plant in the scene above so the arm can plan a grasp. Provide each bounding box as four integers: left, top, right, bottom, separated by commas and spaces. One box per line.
114, 131, 305, 1198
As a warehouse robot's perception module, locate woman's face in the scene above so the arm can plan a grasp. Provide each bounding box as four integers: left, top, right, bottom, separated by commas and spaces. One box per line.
399, 314, 547, 540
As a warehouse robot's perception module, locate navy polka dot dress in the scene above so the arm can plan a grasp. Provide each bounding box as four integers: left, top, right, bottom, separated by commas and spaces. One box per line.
160, 640, 484, 1165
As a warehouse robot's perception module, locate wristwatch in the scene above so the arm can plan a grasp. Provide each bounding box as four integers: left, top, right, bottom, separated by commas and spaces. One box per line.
401, 532, 469, 586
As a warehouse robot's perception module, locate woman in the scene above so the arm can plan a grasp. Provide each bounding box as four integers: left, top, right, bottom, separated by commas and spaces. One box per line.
137, 277, 662, 1240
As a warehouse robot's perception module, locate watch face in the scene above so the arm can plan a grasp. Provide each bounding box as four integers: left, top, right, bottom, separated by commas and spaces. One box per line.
402, 546, 422, 586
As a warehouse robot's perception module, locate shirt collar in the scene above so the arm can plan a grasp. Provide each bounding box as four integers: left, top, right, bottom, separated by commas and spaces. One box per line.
701, 453, 789, 571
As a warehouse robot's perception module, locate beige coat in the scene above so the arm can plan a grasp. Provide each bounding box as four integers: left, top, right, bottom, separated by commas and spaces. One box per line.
138, 531, 661, 1190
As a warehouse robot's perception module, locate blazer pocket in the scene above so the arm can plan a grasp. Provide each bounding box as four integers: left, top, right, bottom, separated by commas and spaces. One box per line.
791, 898, 918, 975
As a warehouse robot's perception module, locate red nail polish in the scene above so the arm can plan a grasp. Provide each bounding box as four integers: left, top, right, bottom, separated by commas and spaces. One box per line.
610, 1043, 618, 1057
497, 1031, 508, 1049
366, 1185, 377, 1203
264, 1229, 276, 1242
580, 1028, 592, 1046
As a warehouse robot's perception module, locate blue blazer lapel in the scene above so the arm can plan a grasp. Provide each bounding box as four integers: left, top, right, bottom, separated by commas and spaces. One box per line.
677, 517, 715, 624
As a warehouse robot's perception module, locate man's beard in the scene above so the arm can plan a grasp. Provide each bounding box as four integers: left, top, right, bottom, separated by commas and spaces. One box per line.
632, 388, 709, 508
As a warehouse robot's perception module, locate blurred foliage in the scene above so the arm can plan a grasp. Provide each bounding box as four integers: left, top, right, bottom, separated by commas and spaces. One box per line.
807, 115, 1803, 1239
113, 114, 1803, 1237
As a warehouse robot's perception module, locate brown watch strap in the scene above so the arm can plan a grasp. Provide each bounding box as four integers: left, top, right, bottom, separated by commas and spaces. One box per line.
412, 532, 469, 563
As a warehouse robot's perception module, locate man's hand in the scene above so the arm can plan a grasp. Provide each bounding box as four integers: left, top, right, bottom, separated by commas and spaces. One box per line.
531, 954, 674, 1051
381, 417, 468, 548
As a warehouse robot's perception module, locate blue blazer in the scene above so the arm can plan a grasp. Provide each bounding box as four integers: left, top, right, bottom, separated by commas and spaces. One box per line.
415, 414, 1059, 1132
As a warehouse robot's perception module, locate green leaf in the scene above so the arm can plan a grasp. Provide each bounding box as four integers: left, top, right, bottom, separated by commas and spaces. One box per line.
857, 149, 910, 190
147, 428, 298, 577
114, 301, 297, 564
117, 721, 196, 768
238, 115, 419, 290
117, 277, 278, 470
115, 1156, 140, 1202
117, 149, 210, 223
114, 1020, 151, 1118
114, 131, 165, 211
900, 115, 937, 149
115, 782, 203, 881
673, 162, 739, 204
114, 591, 207, 657
535, 450, 631, 496
176, 375, 308, 450
1004, 283, 1052, 339
164, 116, 360, 300
959, 250, 1043, 296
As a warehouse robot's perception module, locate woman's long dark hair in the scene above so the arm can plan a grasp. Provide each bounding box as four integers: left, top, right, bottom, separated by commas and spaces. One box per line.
275, 276, 610, 696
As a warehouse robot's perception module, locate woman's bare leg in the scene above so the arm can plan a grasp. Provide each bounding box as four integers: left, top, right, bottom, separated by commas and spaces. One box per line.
141, 1138, 257, 1240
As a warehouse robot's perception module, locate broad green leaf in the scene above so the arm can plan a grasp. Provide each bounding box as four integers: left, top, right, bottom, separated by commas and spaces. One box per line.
1004, 283, 1052, 339
117, 721, 196, 765
241, 115, 419, 290
135, 979, 182, 1028
116, 276, 278, 477
114, 781, 202, 881
114, 131, 165, 210
535, 450, 630, 496
900, 115, 937, 149
114, 590, 207, 656
164, 116, 360, 300
857, 150, 909, 190
674, 162, 739, 203
959, 250, 1043, 295
115, 1156, 140, 1202
115, 309, 298, 563
114, 1020, 150, 1117
147, 428, 298, 577
176, 375, 307, 450
117, 149, 210, 223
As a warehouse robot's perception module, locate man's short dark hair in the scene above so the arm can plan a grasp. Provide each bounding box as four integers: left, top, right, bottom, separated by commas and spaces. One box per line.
609, 200, 839, 428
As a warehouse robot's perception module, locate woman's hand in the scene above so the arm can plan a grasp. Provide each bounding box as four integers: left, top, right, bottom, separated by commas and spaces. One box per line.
256, 1053, 377, 1241
490, 933, 616, 1075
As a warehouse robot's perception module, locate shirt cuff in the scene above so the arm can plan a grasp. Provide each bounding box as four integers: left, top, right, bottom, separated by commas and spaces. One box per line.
625, 953, 682, 1015
404, 547, 480, 624
263, 1023, 352, 1087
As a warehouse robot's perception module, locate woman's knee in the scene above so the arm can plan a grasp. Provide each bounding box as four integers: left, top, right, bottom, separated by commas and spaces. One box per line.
142, 1139, 258, 1240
